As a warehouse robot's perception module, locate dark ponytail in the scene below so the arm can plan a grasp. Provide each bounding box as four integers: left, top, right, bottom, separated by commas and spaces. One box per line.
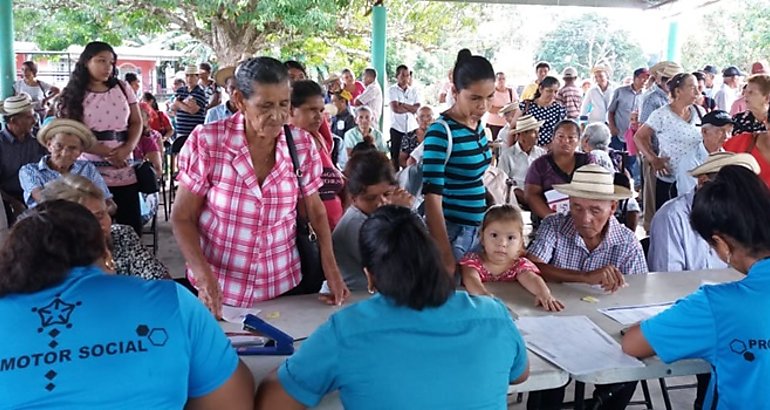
452, 48, 495, 92
532, 76, 560, 101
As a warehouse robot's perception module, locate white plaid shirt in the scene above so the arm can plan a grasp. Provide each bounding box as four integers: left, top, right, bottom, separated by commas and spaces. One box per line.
177, 113, 323, 306
527, 213, 647, 275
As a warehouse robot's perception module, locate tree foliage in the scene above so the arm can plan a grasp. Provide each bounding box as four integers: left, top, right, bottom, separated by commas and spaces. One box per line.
535, 13, 647, 80
681, 0, 770, 72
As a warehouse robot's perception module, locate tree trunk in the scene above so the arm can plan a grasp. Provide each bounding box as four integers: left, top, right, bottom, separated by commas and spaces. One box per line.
208, 16, 265, 65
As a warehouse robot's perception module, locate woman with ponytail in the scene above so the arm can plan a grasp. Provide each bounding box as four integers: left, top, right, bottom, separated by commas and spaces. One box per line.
512, 76, 566, 147
421, 49, 496, 275
57, 41, 143, 235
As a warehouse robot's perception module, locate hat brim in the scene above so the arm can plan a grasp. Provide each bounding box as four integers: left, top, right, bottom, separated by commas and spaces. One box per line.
553, 184, 633, 201
0, 102, 34, 116
512, 121, 545, 134
214, 66, 235, 87
37, 120, 96, 151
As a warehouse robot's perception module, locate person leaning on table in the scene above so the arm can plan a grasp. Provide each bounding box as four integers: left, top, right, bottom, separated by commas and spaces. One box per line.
0, 200, 253, 409
255, 205, 530, 410
623, 165, 770, 409
525, 163, 647, 410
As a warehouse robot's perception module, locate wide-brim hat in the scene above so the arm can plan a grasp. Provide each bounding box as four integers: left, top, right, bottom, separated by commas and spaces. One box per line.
553, 164, 633, 201
499, 102, 518, 116
184, 65, 199, 76
324, 74, 341, 84
0, 93, 34, 116
37, 119, 96, 150
214, 66, 235, 87
513, 114, 544, 134
591, 64, 612, 75
651, 61, 683, 79
689, 152, 760, 176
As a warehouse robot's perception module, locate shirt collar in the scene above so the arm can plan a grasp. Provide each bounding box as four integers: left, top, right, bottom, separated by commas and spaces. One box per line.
1, 128, 32, 143
37, 155, 86, 173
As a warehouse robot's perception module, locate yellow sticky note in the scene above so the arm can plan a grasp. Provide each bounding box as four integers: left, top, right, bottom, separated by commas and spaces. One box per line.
581, 296, 599, 303
265, 311, 280, 320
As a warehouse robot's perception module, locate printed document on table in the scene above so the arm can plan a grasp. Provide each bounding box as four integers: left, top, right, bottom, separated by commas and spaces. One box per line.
221, 305, 262, 324
598, 302, 674, 326
516, 315, 644, 375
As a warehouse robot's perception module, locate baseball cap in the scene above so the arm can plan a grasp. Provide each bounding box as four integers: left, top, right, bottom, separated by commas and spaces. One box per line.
562, 67, 578, 78
702, 65, 718, 75
699, 110, 734, 127
723, 66, 743, 77
633, 67, 650, 79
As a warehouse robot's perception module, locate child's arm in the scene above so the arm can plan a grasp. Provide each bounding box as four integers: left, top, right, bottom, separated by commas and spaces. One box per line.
517, 270, 564, 312
460, 265, 493, 296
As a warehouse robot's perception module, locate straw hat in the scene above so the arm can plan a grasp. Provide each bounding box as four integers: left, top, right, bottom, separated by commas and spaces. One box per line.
324, 103, 338, 117
324, 73, 341, 84
591, 64, 612, 75
499, 102, 518, 116
650, 61, 683, 79
553, 164, 633, 201
513, 115, 544, 134
689, 152, 760, 177
0, 94, 34, 116
184, 65, 199, 76
214, 65, 235, 87
37, 119, 97, 150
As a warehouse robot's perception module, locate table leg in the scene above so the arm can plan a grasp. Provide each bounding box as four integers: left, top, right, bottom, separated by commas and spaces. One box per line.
574, 381, 585, 410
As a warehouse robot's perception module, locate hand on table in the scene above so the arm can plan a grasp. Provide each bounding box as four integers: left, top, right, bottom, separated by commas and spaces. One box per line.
586, 265, 625, 293
534, 292, 565, 312
318, 272, 350, 306
197, 270, 223, 319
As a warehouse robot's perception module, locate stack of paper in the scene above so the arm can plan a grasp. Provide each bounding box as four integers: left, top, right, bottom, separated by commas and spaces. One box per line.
598, 302, 674, 326
516, 315, 644, 375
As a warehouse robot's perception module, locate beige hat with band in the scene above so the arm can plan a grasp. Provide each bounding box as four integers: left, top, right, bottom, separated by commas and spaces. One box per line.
37, 119, 97, 150
0, 94, 34, 116
689, 152, 760, 177
553, 164, 633, 201
512, 114, 544, 134
214, 66, 236, 87
184, 65, 199, 76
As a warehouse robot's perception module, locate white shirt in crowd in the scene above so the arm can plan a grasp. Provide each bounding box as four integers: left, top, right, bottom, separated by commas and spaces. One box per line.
581, 83, 616, 123
498, 143, 546, 188
644, 104, 705, 186
356, 81, 383, 123
388, 84, 420, 133
714, 84, 739, 112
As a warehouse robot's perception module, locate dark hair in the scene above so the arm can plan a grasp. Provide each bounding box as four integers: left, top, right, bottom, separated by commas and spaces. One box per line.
667, 73, 694, 99
363, 68, 377, 79
692, 71, 706, 82
199, 62, 212, 72
481, 204, 524, 233
283, 60, 307, 76
351, 142, 377, 155
532, 76, 561, 101
124, 72, 138, 84
235, 57, 289, 99
535, 61, 551, 70
452, 49, 495, 92
332, 91, 350, 104
553, 119, 581, 135
57, 41, 119, 122
341, 68, 353, 76
290, 80, 323, 108
22, 61, 38, 75
0, 200, 105, 297
343, 151, 395, 196
142, 92, 159, 111
396, 65, 409, 76
360, 205, 455, 310
173, 78, 186, 86
691, 165, 770, 255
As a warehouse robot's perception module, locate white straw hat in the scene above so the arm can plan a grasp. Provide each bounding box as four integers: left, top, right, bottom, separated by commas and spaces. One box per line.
689, 152, 760, 176
553, 164, 633, 201
0, 94, 34, 116
512, 115, 544, 134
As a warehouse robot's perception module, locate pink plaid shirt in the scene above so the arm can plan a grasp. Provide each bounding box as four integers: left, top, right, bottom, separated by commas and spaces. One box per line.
177, 112, 323, 306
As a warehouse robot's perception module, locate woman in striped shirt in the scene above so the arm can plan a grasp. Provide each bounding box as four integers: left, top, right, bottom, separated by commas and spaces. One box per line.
423, 49, 494, 275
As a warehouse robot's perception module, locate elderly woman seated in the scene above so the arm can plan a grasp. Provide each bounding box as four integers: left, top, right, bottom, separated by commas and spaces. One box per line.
0, 200, 253, 408
40, 174, 170, 280
19, 118, 113, 208
256, 205, 529, 409
581, 122, 621, 172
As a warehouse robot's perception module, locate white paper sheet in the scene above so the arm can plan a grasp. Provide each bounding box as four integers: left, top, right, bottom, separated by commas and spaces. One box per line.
516, 315, 644, 376
221, 305, 262, 324
598, 302, 674, 326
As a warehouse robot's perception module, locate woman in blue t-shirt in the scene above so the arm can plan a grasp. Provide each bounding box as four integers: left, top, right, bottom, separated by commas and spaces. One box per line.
422, 49, 494, 275
256, 205, 530, 409
623, 165, 770, 409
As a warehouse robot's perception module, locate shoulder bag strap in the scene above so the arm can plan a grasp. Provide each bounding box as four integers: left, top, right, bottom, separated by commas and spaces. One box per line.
434, 118, 454, 166
508, 88, 513, 102
283, 125, 311, 219
524, 100, 531, 115
692, 104, 704, 123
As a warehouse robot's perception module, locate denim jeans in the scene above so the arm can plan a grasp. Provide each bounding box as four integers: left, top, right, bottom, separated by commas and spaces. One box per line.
445, 220, 480, 262
610, 135, 641, 188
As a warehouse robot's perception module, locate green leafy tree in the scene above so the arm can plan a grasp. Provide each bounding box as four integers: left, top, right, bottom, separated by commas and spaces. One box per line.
535, 13, 647, 80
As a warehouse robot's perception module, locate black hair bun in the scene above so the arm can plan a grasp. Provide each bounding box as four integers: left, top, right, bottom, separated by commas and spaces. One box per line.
456, 49, 473, 63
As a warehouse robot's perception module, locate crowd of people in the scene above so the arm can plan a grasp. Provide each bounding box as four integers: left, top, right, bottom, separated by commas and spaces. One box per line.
2, 36, 770, 409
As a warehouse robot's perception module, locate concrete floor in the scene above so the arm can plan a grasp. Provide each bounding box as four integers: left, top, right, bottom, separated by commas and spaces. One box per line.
151, 210, 697, 410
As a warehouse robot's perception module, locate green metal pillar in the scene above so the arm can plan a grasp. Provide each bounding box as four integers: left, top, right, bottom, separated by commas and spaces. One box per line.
0, 0, 15, 99
666, 20, 680, 62
371, 5, 386, 129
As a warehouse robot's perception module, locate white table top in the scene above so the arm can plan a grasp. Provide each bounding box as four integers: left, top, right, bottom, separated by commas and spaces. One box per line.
486, 268, 743, 384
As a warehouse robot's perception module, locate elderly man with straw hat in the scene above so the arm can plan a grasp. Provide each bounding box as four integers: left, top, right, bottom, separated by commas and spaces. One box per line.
0, 94, 48, 216
497, 114, 546, 206
204, 65, 237, 124
171, 64, 208, 153
19, 118, 112, 207
525, 165, 646, 410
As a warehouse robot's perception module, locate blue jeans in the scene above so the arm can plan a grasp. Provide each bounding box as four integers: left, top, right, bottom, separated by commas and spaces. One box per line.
445, 221, 480, 261
610, 136, 641, 188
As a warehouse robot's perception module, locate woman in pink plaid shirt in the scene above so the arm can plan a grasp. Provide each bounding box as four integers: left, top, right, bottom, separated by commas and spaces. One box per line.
172, 57, 349, 317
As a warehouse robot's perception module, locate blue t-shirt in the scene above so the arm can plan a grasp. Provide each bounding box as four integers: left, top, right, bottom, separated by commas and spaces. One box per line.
422, 115, 492, 227
0, 266, 238, 408
278, 291, 528, 409
641, 259, 770, 409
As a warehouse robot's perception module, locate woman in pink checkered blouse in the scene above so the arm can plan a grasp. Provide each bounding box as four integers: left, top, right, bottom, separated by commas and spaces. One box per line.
172, 57, 350, 317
